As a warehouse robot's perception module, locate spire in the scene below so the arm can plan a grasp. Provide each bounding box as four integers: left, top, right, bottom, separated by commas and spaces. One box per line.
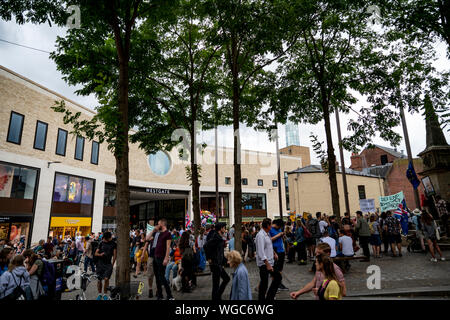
424, 94, 448, 148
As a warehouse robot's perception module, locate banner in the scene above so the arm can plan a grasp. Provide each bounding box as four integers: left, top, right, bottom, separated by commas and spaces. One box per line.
146, 224, 154, 234
359, 199, 375, 213
379, 191, 404, 212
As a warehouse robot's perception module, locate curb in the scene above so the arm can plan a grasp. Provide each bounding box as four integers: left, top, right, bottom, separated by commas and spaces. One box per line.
346, 286, 450, 298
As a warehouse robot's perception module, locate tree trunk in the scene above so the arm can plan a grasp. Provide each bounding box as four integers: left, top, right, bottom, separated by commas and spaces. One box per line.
322, 98, 341, 220
231, 37, 242, 254
191, 128, 201, 238
115, 60, 131, 299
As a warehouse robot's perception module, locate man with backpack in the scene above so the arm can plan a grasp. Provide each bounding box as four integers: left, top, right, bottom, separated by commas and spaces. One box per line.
355, 211, 371, 261
306, 214, 320, 259
94, 231, 117, 300
204, 222, 230, 301
384, 211, 403, 257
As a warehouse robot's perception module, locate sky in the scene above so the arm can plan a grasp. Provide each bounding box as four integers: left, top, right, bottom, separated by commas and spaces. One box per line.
1, 19, 449, 167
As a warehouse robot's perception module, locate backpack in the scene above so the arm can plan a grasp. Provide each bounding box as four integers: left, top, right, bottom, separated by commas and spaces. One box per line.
40, 260, 56, 292
5, 274, 27, 300
328, 225, 337, 238
309, 219, 320, 237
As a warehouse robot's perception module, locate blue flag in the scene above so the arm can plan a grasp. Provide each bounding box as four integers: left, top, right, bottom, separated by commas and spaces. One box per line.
406, 161, 420, 189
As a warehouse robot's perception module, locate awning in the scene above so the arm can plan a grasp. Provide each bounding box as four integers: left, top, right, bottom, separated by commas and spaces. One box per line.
50, 217, 92, 228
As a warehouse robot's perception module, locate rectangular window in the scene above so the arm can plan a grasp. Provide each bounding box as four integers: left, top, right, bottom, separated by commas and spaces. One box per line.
91, 141, 99, 165
225, 177, 231, 185
56, 129, 68, 156
358, 185, 366, 200
74, 136, 85, 161
0, 163, 38, 200
7, 111, 24, 145
257, 179, 263, 186
284, 172, 290, 211
242, 193, 267, 210
272, 180, 278, 187
380, 154, 388, 165
242, 178, 248, 185
33, 121, 48, 151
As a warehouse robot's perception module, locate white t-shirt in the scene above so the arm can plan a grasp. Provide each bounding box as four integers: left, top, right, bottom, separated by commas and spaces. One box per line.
319, 220, 328, 234
320, 236, 337, 257
339, 235, 354, 256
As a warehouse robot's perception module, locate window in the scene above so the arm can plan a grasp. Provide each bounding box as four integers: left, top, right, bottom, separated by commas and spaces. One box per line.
91, 141, 99, 165
7, 111, 24, 145
148, 151, 171, 176
225, 177, 231, 185
56, 129, 68, 156
53, 173, 94, 204
0, 163, 38, 200
74, 136, 85, 161
272, 180, 278, 187
242, 193, 267, 210
257, 179, 263, 186
284, 172, 290, 211
242, 178, 248, 185
358, 185, 366, 200
380, 154, 388, 165
33, 121, 48, 151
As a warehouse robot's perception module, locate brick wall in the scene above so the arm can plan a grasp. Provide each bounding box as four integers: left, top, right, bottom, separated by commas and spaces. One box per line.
360, 147, 398, 167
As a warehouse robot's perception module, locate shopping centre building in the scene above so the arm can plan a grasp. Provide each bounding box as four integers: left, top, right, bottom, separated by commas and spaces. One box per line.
0, 65, 311, 246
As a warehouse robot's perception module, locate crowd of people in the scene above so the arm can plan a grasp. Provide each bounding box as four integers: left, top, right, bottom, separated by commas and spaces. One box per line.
0, 195, 448, 301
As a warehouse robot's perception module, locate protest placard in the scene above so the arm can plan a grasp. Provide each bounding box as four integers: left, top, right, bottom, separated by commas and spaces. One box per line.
379, 191, 404, 212
359, 199, 375, 213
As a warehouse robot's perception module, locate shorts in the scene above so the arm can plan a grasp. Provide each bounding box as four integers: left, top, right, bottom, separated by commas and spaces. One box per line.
424, 233, 437, 242
146, 257, 155, 278
96, 263, 113, 280
389, 234, 402, 244
274, 251, 285, 272
370, 234, 382, 246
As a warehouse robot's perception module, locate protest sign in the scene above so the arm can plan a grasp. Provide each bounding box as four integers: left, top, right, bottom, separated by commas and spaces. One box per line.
359, 199, 375, 213
379, 191, 404, 212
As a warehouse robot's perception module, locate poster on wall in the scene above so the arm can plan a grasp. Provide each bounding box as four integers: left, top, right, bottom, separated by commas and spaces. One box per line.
359, 199, 376, 213
0, 164, 14, 198
421, 176, 435, 196
379, 191, 404, 212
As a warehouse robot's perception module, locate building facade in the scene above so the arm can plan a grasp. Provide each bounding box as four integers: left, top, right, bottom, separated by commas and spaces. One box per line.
0, 66, 309, 246
287, 165, 385, 216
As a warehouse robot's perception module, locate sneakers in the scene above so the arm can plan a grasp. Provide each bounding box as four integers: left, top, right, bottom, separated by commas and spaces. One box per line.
103, 295, 109, 300
279, 283, 289, 291
167, 297, 175, 300
431, 258, 438, 262
441, 257, 446, 261
96, 294, 103, 300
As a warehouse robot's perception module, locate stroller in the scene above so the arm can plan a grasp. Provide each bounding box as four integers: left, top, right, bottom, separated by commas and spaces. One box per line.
407, 233, 426, 253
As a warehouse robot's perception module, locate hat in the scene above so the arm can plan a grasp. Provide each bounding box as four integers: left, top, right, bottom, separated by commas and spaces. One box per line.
413, 208, 421, 215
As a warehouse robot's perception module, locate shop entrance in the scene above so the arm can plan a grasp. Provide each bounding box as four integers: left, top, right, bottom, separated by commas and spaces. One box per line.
0, 218, 32, 245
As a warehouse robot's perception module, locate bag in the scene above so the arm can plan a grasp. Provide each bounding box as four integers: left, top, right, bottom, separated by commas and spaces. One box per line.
4, 274, 26, 300
433, 221, 441, 241
303, 226, 312, 239
308, 220, 319, 237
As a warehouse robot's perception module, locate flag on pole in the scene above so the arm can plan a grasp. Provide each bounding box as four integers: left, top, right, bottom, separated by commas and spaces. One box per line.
406, 161, 420, 189
394, 199, 409, 235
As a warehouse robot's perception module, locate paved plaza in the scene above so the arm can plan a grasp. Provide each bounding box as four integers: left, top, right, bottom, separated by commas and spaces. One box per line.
62, 248, 450, 300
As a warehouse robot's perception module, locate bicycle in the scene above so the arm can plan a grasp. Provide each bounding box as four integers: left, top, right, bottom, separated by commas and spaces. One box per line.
74, 272, 98, 300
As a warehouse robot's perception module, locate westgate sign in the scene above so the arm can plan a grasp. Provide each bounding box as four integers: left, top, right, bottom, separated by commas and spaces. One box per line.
379, 191, 404, 212
145, 188, 170, 194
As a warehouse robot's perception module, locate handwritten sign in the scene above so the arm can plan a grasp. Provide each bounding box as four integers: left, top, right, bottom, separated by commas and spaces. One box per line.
359, 199, 375, 213
379, 191, 404, 212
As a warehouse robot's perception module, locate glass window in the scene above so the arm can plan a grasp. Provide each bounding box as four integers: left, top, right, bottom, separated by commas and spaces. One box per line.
34, 121, 48, 150
272, 180, 278, 187
242, 178, 248, 185
14, 168, 37, 200
53, 174, 68, 202
225, 177, 231, 185
284, 171, 290, 211
242, 193, 266, 210
56, 129, 68, 156
0, 164, 37, 200
148, 151, 171, 176
91, 141, 99, 165
358, 185, 366, 200
258, 179, 263, 186
75, 136, 85, 161
0, 164, 14, 198
81, 178, 94, 204
67, 176, 82, 203
380, 154, 388, 165
7, 112, 24, 144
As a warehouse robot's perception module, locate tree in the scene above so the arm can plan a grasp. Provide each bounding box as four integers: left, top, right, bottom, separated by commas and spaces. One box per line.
0, 0, 67, 25
204, 0, 301, 252
276, 0, 407, 220
50, 0, 177, 299
130, 0, 226, 237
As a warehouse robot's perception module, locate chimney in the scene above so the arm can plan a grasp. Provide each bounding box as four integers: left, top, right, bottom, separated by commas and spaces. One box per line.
350, 154, 363, 171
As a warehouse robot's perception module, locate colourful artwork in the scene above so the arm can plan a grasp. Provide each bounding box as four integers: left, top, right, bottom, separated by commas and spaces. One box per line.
0, 165, 13, 198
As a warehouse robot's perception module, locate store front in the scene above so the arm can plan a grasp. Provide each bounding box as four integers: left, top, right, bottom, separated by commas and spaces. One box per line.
49, 172, 95, 239
200, 192, 230, 225
0, 161, 39, 246
242, 193, 267, 225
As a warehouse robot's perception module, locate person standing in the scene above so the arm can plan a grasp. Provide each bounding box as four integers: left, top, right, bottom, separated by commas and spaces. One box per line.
228, 250, 252, 300
153, 219, 174, 300
355, 211, 371, 261
295, 220, 307, 265
142, 222, 158, 298
421, 211, 446, 262
369, 214, 382, 258
94, 231, 116, 300
384, 211, 403, 257
75, 235, 85, 265
205, 222, 230, 301
269, 219, 288, 291
83, 236, 96, 273
412, 209, 426, 252
255, 218, 281, 302
306, 214, 320, 259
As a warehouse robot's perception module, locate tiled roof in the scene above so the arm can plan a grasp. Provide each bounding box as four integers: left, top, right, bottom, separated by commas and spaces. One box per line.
373, 144, 407, 159
288, 165, 382, 178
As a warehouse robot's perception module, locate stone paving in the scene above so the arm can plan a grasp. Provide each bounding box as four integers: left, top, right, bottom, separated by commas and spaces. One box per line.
61, 248, 450, 300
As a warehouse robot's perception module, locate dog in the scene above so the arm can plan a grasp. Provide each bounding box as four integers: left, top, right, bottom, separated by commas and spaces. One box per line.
171, 275, 182, 292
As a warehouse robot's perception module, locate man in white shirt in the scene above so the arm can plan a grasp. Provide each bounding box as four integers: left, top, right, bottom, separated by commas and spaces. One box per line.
255, 218, 281, 301
319, 230, 337, 258
319, 215, 329, 235
338, 230, 354, 257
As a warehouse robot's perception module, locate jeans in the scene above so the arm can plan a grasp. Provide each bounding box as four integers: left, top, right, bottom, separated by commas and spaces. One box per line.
84, 256, 96, 273
258, 265, 281, 302
165, 261, 179, 282
153, 257, 173, 299
359, 236, 371, 259
210, 264, 230, 301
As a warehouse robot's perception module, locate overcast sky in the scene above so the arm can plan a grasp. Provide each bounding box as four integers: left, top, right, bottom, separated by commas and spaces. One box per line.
1, 19, 449, 167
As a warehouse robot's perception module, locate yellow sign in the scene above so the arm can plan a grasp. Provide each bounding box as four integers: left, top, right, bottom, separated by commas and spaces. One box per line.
303, 212, 310, 220
50, 217, 92, 228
